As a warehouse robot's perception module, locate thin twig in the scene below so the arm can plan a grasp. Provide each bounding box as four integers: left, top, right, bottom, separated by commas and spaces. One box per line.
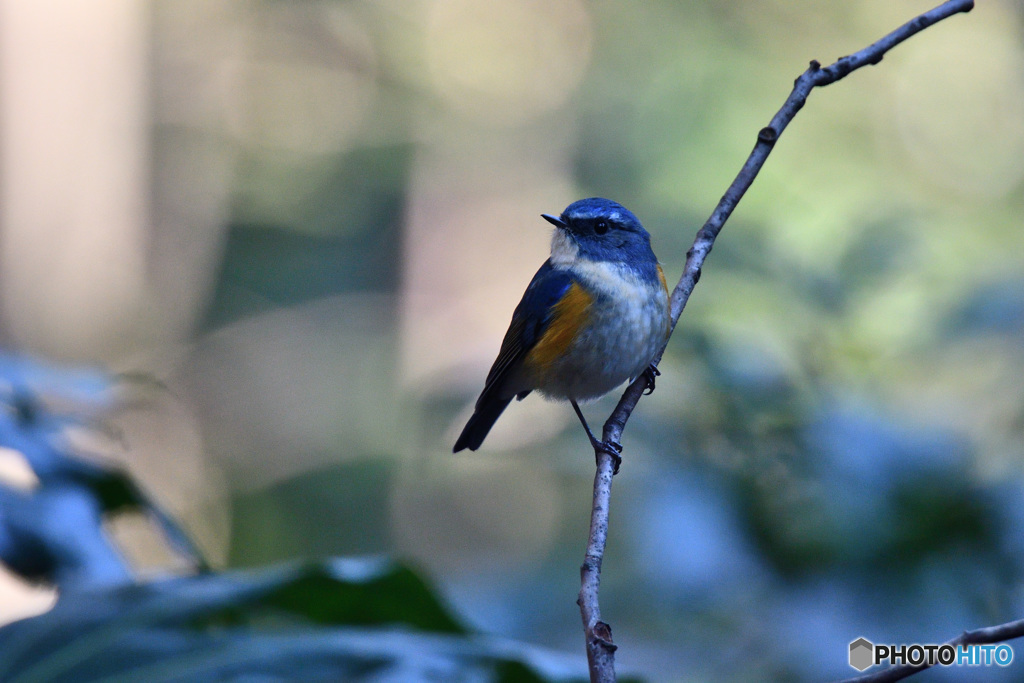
576, 1, 976, 680
834, 618, 1024, 683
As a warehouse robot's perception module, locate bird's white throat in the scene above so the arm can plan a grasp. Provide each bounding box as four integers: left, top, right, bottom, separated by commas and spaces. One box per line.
549, 229, 579, 267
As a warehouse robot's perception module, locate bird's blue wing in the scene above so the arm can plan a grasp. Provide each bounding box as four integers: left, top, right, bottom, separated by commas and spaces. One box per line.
477, 260, 571, 405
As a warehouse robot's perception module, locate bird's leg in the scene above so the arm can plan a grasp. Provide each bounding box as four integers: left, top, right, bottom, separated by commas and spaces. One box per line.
642, 364, 661, 395
570, 400, 622, 474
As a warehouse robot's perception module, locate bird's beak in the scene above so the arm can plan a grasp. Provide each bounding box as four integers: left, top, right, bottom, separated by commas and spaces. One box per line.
541, 213, 568, 229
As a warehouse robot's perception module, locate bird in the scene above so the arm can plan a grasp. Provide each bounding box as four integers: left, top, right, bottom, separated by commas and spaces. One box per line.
453, 197, 670, 468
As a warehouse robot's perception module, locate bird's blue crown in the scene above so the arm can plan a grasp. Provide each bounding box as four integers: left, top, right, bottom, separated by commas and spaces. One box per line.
549, 197, 659, 282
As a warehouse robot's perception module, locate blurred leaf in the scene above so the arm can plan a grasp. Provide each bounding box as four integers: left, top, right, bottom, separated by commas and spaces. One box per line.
66, 465, 206, 572
0, 381, 205, 578
494, 660, 548, 683
0, 558, 583, 683
885, 478, 996, 566
260, 559, 465, 633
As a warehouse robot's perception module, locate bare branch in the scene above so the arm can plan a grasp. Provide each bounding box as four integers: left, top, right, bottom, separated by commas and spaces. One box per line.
835, 618, 1024, 683
577, 1, 976, 680
577, 453, 617, 683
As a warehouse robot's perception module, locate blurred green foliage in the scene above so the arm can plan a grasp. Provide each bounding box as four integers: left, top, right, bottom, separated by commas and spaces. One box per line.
0, 558, 576, 682
2, 1, 1023, 681
187, 2, 1024, 680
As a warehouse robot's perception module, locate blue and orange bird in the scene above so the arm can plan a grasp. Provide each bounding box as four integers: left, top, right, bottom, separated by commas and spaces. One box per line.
453, 198, 670, 464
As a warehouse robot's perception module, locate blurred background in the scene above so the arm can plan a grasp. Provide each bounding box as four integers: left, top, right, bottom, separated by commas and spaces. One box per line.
0, 0, 1022, 680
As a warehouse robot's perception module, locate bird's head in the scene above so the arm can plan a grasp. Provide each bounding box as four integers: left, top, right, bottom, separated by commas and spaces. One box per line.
542, 197, 656, 272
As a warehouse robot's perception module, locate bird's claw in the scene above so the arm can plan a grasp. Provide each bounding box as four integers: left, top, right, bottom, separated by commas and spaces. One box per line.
571, 399, 624, 474
642, 365, 661, 395
593, 439, 623, 475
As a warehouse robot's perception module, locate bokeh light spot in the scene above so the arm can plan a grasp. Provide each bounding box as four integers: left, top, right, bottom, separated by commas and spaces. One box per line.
425, 0, 592, 126
894, 7, 1024, 197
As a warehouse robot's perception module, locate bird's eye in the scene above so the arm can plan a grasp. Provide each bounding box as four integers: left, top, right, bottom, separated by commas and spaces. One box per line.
594, 221, 609, 235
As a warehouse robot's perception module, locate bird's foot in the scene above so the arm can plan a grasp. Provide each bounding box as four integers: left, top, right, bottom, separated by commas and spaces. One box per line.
571, 399, 623, 474
642, 364, 661, 395
588, 436, 623, 475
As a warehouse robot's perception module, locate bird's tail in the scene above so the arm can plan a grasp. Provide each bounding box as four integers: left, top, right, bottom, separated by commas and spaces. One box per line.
453, 396, 512, 452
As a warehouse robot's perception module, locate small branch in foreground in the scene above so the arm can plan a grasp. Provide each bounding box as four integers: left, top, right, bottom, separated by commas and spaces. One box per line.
835, 618, 1024, 683
576, 1, 975, 681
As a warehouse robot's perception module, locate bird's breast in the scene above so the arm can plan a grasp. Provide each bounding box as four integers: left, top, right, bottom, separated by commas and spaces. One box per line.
527, 258, 670, 401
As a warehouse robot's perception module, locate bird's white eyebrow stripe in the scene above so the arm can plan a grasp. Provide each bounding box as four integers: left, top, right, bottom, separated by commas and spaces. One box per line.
577, 210, 621, 223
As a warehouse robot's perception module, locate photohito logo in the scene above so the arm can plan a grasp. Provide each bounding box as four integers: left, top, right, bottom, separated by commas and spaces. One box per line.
848, 637, 1014, 672
849, 638, 874, 672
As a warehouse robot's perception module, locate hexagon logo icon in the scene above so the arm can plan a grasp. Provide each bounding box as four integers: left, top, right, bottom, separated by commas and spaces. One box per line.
849, 637, 874, 671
